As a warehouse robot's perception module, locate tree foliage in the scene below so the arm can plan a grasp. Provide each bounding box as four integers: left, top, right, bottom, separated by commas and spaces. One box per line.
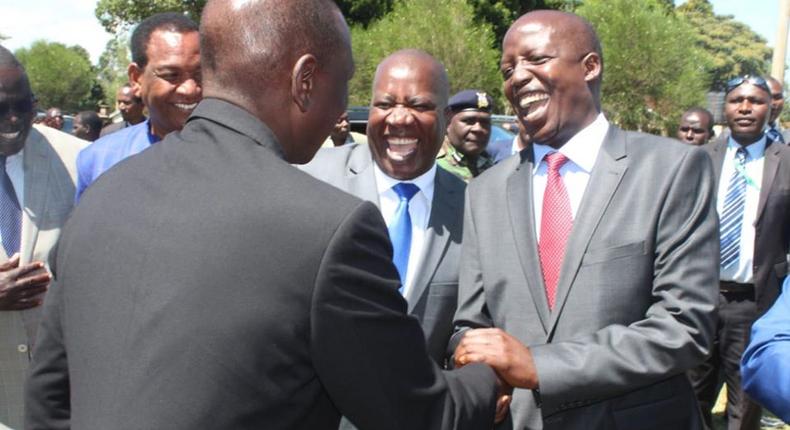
95, 0, 205, 33
15, 40, 102, 112
676, 0, 771, 91
466, 0, 566, 46
349, 0, 502, 109
576, 0, 710, 133
96, 35, 132, 107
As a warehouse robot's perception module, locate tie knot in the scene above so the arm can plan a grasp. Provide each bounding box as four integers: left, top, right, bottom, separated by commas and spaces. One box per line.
544, 152, 569, 172
392, 182, 419, 202
735, 147, 748, 164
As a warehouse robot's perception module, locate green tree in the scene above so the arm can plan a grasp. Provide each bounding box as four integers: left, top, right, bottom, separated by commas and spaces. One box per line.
677, 0, 771, 91
96, 34, 132, 107
15, 40, 101, 112
349, 0, 502, 109
466, 0, 566, 46
576, 0, 710, 133
95, 0, 205, 33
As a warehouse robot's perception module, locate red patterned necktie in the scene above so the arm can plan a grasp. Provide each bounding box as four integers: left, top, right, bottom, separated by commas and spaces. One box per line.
539, 152, 572, 310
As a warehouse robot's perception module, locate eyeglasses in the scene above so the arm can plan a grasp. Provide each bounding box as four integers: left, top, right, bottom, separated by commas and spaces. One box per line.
0, 98, 34, 118
726, 75, 771, 95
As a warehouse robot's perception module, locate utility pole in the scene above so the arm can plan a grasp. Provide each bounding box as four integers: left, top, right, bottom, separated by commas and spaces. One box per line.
771, 0, 790, 80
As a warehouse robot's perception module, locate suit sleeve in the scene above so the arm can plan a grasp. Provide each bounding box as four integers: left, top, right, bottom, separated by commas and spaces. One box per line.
742, 277, 790, 422
75, 148, 90, 203
310, 201, 497, 430
530, 148, 719, 414
24, 273, 71, 429
448, 188, 494, 357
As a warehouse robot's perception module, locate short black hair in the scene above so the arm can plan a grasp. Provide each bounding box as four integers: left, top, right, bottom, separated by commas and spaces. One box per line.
682, 107, 715, 135
77, 111, 103, 133
130, 12, 198, 69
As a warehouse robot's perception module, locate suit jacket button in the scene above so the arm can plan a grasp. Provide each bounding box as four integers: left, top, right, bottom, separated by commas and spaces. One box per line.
17, 344, 28, 353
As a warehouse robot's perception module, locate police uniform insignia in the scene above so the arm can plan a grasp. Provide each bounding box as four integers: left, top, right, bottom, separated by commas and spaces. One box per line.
476, 92, 489, 109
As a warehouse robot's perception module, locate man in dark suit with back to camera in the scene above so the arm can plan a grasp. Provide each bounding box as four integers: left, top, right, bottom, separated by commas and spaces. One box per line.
451, 10, 719, 430
301, 49, 466, 366
24, 1, 501, 429
689, 75, 790, 430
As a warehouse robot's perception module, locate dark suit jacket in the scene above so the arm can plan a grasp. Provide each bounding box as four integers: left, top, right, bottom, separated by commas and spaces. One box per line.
452, 126, 719, 429
24, 98, 497, 430
301, 144, 465, 365
706, 135, 790, 313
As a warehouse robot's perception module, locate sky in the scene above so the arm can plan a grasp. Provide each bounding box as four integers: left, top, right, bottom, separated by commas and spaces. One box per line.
0, 0, 786, 67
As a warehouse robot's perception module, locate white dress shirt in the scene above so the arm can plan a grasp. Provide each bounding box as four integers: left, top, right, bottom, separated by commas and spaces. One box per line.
373, 163, 436, 296
0, 150, 25, 252
717, 136, 766, 284
532, 113, 609, 240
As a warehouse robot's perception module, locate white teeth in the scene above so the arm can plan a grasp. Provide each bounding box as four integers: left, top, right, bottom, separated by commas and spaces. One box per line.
518, 93, 548, 109
174, 102, 198, 110
0, 131, 20, 140
387, 138, 418, 146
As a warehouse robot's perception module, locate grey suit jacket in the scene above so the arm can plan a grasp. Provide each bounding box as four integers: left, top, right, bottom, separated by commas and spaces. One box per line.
301, 144, 465, 365
452, 126, 719, 429
705, 135, 790, 313
0, 125, 82, 429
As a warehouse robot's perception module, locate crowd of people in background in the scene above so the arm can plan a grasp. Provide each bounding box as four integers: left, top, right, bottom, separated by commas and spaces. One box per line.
0, 0, 789, 429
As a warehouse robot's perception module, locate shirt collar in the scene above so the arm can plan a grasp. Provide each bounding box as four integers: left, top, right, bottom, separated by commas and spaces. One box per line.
532, 112, 609, 173
373, 161, 436, 204
727, 133, 766, 160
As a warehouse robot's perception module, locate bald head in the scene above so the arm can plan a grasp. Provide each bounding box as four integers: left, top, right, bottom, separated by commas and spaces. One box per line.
766, 76, 785, 124
0, 45, 35, 156
373, 49, 450, 108
201, 0, 349, 94
501, 10, 603, 148
199, 0, 354, 164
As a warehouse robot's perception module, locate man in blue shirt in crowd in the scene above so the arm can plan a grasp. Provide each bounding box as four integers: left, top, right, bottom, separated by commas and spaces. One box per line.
741, 276, 790, 424
76, 12, 202, 200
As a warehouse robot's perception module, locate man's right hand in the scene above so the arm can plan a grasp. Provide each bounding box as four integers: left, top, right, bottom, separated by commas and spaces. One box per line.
0, 254, 50, 311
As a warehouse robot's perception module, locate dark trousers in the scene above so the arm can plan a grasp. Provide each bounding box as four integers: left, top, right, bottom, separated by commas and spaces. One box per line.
688, 291, 762, 430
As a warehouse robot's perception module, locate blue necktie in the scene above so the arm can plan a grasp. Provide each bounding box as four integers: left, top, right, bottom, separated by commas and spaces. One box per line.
388, 183, 419, 292
720, 147, 747, 270
0, 156, 21, 256
767, 127, 785, 144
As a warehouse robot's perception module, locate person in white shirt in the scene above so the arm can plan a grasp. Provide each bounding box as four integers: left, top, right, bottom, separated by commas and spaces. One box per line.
689, 75, 790, 430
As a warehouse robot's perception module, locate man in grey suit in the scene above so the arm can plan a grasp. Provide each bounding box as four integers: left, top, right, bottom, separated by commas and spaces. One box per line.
0, 46, 83, 429
301, 49, 466, 366
25, 1, 501, 429
451, 11, 719, 429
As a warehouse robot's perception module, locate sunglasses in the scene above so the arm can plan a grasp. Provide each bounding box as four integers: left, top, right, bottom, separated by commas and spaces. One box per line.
0, 98, 34, 118
726, 75, 771, 95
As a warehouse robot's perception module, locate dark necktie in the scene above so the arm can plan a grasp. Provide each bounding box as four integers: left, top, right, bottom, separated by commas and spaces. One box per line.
766, 127, 785, 144
539, 152, 572, 310
388, 183, 419, 292
0, 155, 22, 256
720, 147, 748, 270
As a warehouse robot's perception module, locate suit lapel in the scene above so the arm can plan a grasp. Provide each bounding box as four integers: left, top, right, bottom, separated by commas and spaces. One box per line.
548, 127, 628, 337
507, 149, 551, 332
20, 129, 51, 263
708, 137, 727, 186
405, 168, 458, 312
756, 141, 781, 224
344, 145, 380, 208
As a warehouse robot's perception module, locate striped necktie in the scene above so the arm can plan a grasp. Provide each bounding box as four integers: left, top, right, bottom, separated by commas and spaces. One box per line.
388, 183, 419, 293
720, 147, 747, 270
0, 156, 21, 256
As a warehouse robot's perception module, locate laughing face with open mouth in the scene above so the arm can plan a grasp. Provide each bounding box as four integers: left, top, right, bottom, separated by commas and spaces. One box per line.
500, 14, 601, 149
0, 66, 35, 156
367, 52, 447, 180
129, 29, 202, 139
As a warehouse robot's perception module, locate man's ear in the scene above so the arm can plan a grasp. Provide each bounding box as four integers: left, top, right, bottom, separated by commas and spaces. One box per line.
128, 63, 144, 98
582, 52, 602, 83
443, 106, 452, 131
291, 54, 318, 113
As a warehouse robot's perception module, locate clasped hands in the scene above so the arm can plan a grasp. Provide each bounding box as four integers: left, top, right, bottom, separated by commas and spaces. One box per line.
454, 328, 539, 424
0, 254, 50, 311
